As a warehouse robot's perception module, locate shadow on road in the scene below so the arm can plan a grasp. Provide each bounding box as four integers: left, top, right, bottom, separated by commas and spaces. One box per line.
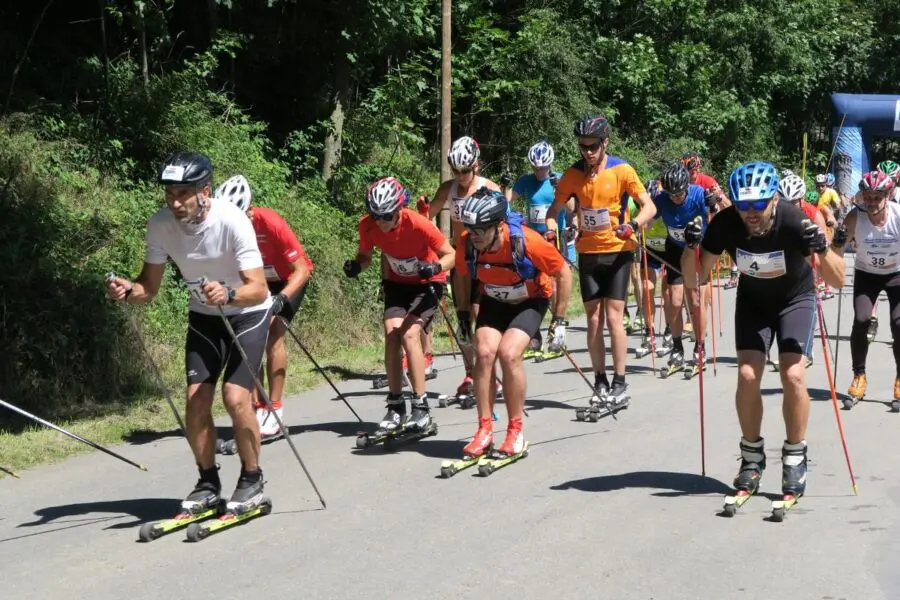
350, 438, 462, 460
549, 470, 731, 498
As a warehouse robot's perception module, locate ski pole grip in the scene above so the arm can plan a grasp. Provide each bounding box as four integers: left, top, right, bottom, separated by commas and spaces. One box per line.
105, 272, 116, 283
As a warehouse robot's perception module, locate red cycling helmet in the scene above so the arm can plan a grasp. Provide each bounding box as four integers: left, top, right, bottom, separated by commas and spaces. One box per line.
859, 170, 896, 192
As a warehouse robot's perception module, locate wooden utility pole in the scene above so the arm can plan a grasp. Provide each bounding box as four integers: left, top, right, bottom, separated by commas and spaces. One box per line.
439, 0, 452, 237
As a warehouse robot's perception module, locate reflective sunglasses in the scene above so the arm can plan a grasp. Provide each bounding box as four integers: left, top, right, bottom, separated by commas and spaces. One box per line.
578, 141, 602, 152
465, 225, 491, 236
371, 211, 398, 222
734, 198, 773, 212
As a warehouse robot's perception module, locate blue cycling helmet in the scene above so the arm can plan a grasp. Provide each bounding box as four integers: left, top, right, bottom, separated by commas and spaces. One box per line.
728, 162, 779, 202
826, 173, 835, 187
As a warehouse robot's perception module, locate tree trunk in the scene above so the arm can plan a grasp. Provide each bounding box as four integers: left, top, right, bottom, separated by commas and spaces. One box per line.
439, 0, 452, 237
322, 57, 350, 183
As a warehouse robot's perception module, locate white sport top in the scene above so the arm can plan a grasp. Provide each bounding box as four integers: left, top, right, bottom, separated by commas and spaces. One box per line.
145, 199, 272, 316
854, 201, 900, 275
448, 176, 486, 223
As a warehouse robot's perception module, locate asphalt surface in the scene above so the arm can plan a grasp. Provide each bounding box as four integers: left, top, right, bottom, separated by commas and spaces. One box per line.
2, 255, 898, 600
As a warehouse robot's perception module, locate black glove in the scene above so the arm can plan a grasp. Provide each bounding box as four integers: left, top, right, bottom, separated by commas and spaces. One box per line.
343, 259, 362, 279
704, 189, 717, 211
270, 292, 288, 315
831, 224, 848, 248
801, 219, 828, 254
549, 173, 559, 188
684, 217, 704, 248
417, 261, 441, 279
456, 310, 473, 343
500, 173, 512, 188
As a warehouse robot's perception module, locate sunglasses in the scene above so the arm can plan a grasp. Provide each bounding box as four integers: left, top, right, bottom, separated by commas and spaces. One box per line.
465, 226, 492, 236
734, 198, 773, 212
371, 211, 397, 222
452, 167, 474, 175
578, 141, 602, 152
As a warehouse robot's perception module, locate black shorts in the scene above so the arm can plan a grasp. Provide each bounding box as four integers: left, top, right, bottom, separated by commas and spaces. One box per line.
476, 296, 549, 338
185, 309, 270, 391
578, 251, 633, 302
734, 292, 816, 357
853, 269, 900, 321
267, 281, 307, 323
661, 239, 685, 285
383, 280, 444, 327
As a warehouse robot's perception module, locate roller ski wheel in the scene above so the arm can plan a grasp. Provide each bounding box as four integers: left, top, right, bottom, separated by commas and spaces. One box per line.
534, 349, 564, 363
477, 442, 529, 477
371, 376, 389, 390
137, 501, 225, 542
721, 489, 755, 517
354, 421, 438, 452
683, 361, 705, 380
842, 395, 862, 410
770, 495, 800, 522
578, 397, 629, 422
655, 345, 671, 358
458, 394, 476, 410
185, 498, 273, 542
440, 452, 487, 478
634, 344, 655, 359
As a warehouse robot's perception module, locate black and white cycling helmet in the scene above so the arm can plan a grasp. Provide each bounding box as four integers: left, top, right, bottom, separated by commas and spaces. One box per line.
461, 187, 508, 228
527, 140, 555, 168
448, 136, 481, 171
366, 176, 410, 216
215, 175, 252, 212
660, 162, 690, 195
777, 174, 806, 203
159, 151, 213, 186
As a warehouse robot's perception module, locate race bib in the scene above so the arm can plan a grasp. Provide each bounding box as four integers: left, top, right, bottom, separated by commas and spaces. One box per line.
263, 265, 280, 282
668, 227, 686, 243
647, 237, 666, 251
529, 204, 550, 225
484, 283, 529, 303
864, 245, 900, 272
581, 208, 611, 232
736, 249, 787, 279
451, 198, 465, 221
385, 254, 420, 277
184, 279, 209, 304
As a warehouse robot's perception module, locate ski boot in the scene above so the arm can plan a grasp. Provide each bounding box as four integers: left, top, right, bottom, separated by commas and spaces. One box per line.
844, 374, 866, 410
355, 394, 405, 448
724, 267, 738, 290
656, 330, 673, 358
404, 395, 436, 433
867, 316, 879, 343
722, 437, 765, 517
575, 375, 608, 422
605, 379, 631, 412
892, 378, 900, 413
820, 286, 835, 301
634, 331, 656, 359
683, 344, 706, 380
455, 375, 476, 409
660, 349, 684, 378
626, 312, 644, 335
478, 417, 529, 476
258, 406, 285, 443
442, 417, 493, 478
186, 468, 272, 542
771, 441, 807, 522
139, 466, 224, 542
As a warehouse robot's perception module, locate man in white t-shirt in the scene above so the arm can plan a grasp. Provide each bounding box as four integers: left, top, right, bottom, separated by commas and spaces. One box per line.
106, 151, 272, 515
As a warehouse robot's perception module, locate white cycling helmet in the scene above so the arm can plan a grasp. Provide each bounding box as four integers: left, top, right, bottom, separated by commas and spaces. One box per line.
527, 140, 555, 168
815, 173, 828, 185
778, 174, 806, 203
447, 136, 480, 171
366, 176, 409, 216
215, 175, 252, 213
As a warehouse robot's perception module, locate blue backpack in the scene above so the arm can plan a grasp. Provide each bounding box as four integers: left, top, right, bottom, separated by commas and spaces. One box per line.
465, 211, 539, 281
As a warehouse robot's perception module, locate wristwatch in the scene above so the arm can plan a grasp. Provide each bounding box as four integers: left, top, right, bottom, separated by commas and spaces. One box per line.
225, 287, 236, 304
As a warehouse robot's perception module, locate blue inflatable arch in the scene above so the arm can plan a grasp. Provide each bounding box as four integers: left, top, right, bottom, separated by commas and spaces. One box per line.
831, 93, 900, 196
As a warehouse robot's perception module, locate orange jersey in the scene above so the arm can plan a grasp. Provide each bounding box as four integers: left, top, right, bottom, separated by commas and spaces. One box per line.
358, 209, 449, 284
552, 155, 646, 254
455, 223, 565, 302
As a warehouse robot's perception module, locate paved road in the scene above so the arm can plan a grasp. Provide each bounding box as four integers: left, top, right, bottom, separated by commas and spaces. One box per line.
2, 257, 898, 600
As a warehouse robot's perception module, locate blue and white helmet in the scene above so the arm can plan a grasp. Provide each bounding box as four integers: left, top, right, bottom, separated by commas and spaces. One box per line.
728, 162, 779, 202
826, 173, 836, 187
527, 140, 555, 168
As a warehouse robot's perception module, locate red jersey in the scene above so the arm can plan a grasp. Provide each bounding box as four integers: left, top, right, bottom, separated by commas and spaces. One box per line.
798, 200, 818, 222
358, 209, 450, 285
693, 172, 720, 191
455, 223, 565, 302
251, 206, 314, 282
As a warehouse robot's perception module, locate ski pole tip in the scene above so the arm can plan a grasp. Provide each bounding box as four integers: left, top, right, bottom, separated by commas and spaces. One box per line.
853, 484, 859, 496
140, 465, 149, 472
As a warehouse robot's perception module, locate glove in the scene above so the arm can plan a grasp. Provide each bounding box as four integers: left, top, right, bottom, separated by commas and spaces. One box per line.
543, 230, 557, 245
271, 292, 287, 315
684, 216, 704, 248
704, 189, 718, 211
801, 219, 828, 254
456, 310, 473, 344
563, 226, 580, 244
547, 316, 568, 353
416, 195, 430, 217
417, 261, 441, 279
343, 259, 362, 279
832, 224, 848, 248
500, 173, 512, 188
549, 173, 559, 188
615, 219, 638, 240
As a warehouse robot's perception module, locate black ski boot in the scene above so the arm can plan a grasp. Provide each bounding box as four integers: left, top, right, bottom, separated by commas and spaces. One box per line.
227, 467, 265, 514
734, 437, 765, 494
376, 393, 406, 435
590, 373, 610, 408
182, 465, 222, 514
608, 376, 630, 407
404, 394, 433, 432
781, 440, 808, 499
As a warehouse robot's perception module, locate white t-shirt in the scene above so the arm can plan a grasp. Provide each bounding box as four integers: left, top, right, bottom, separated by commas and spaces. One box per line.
145, 200, 272, 316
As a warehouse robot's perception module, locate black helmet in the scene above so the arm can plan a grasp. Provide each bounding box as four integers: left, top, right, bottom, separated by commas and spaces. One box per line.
159, 151, 213, 186
460, 187, 508, 228
661, 162, 690, 195
574, 115, 610, 139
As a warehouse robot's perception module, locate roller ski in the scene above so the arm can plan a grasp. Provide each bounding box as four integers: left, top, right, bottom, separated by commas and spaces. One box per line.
721, 438, 764, 517
723, 267, 738, 290
655, 332, 673, 358
523, 337, 543, 360
185, 469, 272, 542
441, 417, 493, 478
659, 350, 684, 379
683, 346, 706, 380
770, 441, 807, 522
355, 394, 438, 450
843, 374, 866, 410
534, 336, 566, 363
139, 467, 224, 542
477, 418, 529, 476
633, 333, 657, 359
372, 359, 438, 390
576, 379, 629, 422
867, 316, 878, 344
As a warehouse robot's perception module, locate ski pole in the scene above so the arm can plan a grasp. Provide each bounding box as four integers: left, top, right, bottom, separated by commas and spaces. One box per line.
812, 257, 858, 495
277, 316, 362, 423
440, 297, 458, 360
715, 260, 723, 337
0, 398, 147, 471
708, 278, 717, 377
639, 229, 657, 372
833, 281, 844, 390
692, 245, 707, 477
212, 298, 327, 510
105, 273, 187, 437
0, 465, 20, 479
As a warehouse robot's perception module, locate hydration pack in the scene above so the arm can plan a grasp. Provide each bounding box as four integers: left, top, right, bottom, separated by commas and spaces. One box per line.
465, 211, 539, 282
